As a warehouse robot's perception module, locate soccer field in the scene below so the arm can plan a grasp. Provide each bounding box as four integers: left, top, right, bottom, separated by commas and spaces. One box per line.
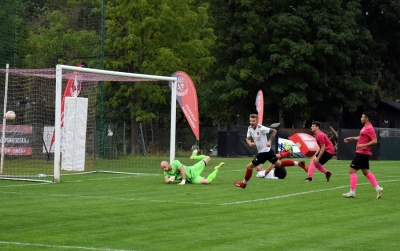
0, 157, 399, 251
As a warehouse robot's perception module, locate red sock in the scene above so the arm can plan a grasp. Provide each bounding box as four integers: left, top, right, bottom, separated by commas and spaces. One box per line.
280, 150, 290, 159
244, 168, 253, 181
280, 160, 294, 166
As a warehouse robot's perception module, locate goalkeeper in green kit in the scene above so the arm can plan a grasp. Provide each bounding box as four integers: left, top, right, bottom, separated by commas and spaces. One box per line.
160, 150, 224, 185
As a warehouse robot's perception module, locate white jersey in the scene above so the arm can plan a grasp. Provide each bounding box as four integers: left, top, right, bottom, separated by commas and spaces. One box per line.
247, 125, 271, 153
256, 169, 278, 179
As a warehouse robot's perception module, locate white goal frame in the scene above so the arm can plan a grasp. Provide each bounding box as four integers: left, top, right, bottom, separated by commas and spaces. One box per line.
54, 65, 178, 182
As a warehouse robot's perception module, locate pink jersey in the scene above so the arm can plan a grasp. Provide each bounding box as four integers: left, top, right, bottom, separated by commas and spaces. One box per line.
356, 124, 376, 155
315, 131, 335, 155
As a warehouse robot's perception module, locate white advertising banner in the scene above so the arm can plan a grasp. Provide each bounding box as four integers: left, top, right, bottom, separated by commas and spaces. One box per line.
62, 97, 88, 171
43, 126, 63, 153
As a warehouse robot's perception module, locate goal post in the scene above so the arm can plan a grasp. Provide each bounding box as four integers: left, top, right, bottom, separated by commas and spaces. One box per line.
54, 64, 178, 182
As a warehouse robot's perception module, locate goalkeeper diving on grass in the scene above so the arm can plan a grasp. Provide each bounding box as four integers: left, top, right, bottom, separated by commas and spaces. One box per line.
160, 152, 224, 185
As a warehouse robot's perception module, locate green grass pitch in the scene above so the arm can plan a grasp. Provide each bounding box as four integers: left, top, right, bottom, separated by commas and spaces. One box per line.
0, 157, 399, 251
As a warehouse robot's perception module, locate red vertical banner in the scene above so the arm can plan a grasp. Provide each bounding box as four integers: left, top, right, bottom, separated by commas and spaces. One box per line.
255, 90, 264, 125
171, 71, 200, 140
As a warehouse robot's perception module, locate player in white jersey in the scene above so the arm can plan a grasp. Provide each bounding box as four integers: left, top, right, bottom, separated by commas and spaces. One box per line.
234, 114, 307, 188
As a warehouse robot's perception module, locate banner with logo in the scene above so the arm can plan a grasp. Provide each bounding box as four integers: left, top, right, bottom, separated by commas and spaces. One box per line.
0, 125, 32, 155
255, 90, 264, 125
170, 71, 200, 140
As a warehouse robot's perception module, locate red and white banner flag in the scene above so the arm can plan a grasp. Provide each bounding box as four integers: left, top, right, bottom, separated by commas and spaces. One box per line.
170, 71, 200, 140
49, 62, 86, 151
255, 90, 264, 125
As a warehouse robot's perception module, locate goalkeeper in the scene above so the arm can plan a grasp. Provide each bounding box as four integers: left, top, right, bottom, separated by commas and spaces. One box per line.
160, 155, 224, 185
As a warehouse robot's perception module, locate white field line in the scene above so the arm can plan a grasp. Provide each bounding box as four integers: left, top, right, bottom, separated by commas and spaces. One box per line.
0, 177, 397, 207
0, 241, 137, 251
219, 179, 400, 205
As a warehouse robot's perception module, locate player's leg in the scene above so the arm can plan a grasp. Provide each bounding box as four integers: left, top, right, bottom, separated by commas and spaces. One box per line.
198, 162, 225, 184
191, 154, 207, 160
343, 154, 363, 198
190, 148, 209, 160
274, 158, 308, 172
233, 162, 255, 188
234, 153, 268, 188
306, 153, 332, 182
361, 160, 383, 199
190, 156, 211, 177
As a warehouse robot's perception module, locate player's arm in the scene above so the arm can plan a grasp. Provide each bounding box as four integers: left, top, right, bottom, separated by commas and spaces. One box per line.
344, 136, 359, 143
264, 163, 274, 175
178, 166, 186, 185
246, 137, 255, 147
267, 128, 276, 147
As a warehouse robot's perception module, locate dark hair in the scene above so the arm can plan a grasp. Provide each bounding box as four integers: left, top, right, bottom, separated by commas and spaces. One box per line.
363, 112, 372, 121
311, 121, 321, 128
274, 166, 287, 179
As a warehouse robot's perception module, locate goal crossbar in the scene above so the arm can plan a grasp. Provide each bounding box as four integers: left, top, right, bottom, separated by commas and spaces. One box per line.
54, 65, 178, 182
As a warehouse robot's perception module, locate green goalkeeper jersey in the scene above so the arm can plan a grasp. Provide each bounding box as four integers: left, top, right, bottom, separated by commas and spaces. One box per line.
163, 160, 186, 181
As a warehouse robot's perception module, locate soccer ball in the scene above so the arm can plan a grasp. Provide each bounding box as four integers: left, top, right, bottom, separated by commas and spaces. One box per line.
5, 111, 16, 121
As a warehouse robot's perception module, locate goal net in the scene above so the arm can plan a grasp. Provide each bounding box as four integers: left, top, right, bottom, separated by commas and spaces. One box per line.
0, 65, 178, 182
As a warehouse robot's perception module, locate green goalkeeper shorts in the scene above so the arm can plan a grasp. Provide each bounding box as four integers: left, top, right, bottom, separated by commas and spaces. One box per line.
187, 160, 206, 184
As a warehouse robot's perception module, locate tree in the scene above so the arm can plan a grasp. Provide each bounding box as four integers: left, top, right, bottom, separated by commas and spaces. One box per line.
21, 0, 102, 68
104, 0, 215, 153
203, 0, 379, 127
361, 0, 400, 102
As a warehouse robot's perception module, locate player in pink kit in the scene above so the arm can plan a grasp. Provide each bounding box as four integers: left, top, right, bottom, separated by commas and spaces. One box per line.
304, 121, 335, 182
342, 112, 383, 199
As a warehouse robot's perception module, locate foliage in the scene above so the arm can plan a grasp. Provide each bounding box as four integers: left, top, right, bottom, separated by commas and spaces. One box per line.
202, 0, 383, 127
21, 0, 102, 68
104, 0, 215, 152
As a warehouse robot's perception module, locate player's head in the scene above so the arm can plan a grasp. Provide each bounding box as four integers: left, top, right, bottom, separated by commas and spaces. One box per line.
311, 121, 321, 133
160, 161, 171, 171
361, 112, 372, 124
256, 165, 264, 171
249, 114, 258, 128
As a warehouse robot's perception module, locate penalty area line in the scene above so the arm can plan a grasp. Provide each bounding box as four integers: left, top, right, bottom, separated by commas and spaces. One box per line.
220, 179, 400, 206
0, 240, 138, 251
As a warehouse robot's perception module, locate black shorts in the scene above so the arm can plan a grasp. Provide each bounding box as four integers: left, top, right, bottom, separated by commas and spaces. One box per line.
350, 153, 370, 170
252, 150, 278, 166
316, 152, 334, 165
274, 166, 287, 179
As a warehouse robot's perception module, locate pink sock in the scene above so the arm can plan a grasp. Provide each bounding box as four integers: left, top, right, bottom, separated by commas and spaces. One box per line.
307, 162, 316, 178
350, 173, 357, 190
315, 163, 327, 173
366, 172, 378, 187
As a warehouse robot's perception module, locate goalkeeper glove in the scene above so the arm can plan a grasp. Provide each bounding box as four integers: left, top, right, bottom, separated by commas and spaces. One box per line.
178, 179, 186, 185
168, 176, 176, 183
